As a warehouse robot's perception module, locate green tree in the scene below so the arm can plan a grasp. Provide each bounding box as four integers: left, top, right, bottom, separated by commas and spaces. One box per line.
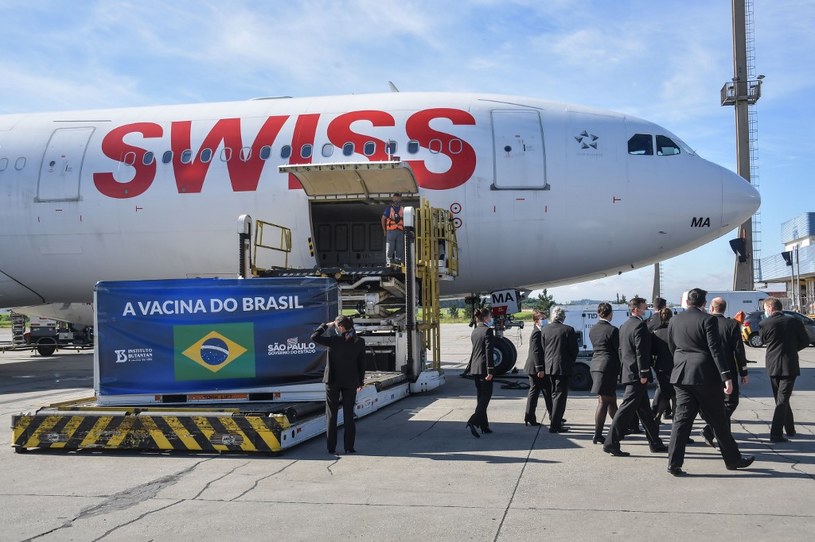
530, 289, 556, 315
447, 306, 460, 319
615, 293, 627, 304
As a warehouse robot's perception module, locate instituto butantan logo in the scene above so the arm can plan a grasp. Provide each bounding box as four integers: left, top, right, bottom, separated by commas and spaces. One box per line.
174, 323, 255, 381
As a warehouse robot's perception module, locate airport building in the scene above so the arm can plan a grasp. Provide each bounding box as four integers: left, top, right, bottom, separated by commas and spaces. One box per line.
757, 212, 815, 314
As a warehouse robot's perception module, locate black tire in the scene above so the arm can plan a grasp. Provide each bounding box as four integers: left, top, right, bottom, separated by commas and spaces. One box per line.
492, 337, 517, 375
748, 333, 763, 348
36, 338, 57, 357
570, 363, 592, 391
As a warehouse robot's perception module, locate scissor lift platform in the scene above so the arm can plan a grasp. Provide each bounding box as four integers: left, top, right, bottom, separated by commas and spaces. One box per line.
11, 371, 427, 454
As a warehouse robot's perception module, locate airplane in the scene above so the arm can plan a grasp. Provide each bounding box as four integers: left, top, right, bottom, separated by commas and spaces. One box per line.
0, 91, 760, 332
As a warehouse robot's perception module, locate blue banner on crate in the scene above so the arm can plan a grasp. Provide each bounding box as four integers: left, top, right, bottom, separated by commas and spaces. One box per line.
95, 277, 338, 396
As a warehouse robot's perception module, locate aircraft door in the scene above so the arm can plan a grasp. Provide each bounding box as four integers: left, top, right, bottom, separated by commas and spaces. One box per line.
36, 127, 95, 202
491, 110, 547, 189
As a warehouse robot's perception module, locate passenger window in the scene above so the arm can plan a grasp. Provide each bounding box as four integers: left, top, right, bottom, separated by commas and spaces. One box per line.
322, 143, 334, 157
239, 147, 251, 161
162, 150, 173, 164
123, 152, 137, 166
280, 145, 292, 159
260, 145, 272, 160
407, 140, 420, 154
220, 148, 233, 162
300, 144, 312, 159
386, 140, 397, 156
656, 135, 681, 156
180, 150, 193, 164
143, 151, 155, 165
628, 134, 653, 155
363, 141, 376, 156
200, 148, 213, 163
342, 142, 354, 156
0, 157, 9, 171
449, 138, 463, 155
15, 157, 26, 170
428, 139, 442, 154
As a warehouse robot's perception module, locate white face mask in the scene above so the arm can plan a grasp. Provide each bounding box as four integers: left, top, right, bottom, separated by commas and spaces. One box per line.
485, 318, 494, 327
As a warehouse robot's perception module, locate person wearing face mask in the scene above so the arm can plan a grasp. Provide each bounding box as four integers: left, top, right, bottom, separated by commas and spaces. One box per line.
312, 315, 367, 455
589, 302, 620, 444
465, 307, 496, 437
760, 297, 809, 443
540, 305, 579, 433
523, 309, 553, 426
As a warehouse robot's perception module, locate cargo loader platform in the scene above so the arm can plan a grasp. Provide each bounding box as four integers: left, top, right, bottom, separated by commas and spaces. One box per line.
11, 371, 438, 454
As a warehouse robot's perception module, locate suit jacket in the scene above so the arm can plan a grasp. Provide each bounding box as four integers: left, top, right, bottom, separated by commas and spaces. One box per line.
711, 313, 749, 377
760, 312, 809, 377
540, 320, 578, 376
651, 324, 673, 372
619, 316, 652, 384
588, 319, 620, 376
467, 323, 495, 376
312, 325, 366, 388
524, 326, 545, 375
646, 312, 662, 333
667, 306, 729, 385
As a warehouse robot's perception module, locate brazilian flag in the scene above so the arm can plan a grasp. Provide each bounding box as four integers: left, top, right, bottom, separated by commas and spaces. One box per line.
174, 323, 256, 381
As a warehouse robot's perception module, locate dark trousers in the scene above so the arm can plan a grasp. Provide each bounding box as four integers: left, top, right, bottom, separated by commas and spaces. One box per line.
468, 376, 493, 430
607, 381, 661, 448
651, 369, 675, 418
326, 384, 357, 452
702, 377, 740, 440
549, 375, 569, 430
668, 383, 741, 469
525, 374, 553, 420
770, 376, 796, 438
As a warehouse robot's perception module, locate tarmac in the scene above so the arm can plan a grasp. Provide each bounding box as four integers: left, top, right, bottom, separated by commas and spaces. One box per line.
1, 324, 814, 542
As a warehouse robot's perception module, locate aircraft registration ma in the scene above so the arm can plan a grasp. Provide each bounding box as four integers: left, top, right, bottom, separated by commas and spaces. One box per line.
0, 92, 760, 325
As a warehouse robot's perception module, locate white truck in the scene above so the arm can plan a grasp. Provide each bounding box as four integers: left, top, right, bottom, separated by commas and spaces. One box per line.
680, 290, 767, 318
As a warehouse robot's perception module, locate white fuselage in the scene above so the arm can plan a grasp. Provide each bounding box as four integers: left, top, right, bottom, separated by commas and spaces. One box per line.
0, 92, 759, 322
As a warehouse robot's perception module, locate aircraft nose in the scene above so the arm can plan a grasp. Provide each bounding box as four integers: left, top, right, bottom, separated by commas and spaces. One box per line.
721, 167, 761, 229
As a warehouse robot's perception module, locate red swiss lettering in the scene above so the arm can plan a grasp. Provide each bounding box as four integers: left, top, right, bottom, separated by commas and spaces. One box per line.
326, 110, 396, 162
93, 122, 162, 199
405, 108, 476, 190
287, 113, 321, 189
171, 116, 288, 193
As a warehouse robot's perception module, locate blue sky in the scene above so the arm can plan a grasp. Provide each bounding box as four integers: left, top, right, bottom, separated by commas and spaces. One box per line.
1, 0, 812, 305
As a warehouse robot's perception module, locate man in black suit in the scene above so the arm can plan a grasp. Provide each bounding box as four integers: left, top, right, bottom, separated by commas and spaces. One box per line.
702, 297, 749, 447
312, 315, 367, 455
540, 305, 578, 433
666, 288, 754, 475
523, 309, 552, 425
760, 297, 810, 443
604, 297, 666, 456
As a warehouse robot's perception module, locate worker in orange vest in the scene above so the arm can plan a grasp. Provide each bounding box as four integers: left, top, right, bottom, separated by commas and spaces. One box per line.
381, 192, 404, 266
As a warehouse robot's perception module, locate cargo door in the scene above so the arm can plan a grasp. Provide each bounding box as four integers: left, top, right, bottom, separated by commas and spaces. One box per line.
279, 162, 419, 267
491, 110, 547, 189
36, 127, 95, 202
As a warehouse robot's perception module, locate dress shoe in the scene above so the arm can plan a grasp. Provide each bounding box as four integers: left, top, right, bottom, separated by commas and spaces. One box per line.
603, 446, 630, 457
345, 448, 357, 454
481, 427, 493, 434
549, 426, 570, 433
769, 435, 789, 443
466, 423, 481, 438
592, 435, 606, 445
650, 442, 668, 453
667, 467, 686, 476
524, 415, 541, 427
786, 429, 796, 437
328, 449, 337, 455
702, 427, 716, 448
725, 455, 755, 470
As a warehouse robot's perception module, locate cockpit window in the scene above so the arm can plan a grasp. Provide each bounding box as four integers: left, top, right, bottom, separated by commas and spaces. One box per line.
656, 135, 681, 156
628, 134, 653, 155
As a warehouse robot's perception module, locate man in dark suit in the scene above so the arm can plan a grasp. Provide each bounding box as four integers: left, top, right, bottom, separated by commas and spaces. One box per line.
540, 305, 578, 433
312, 315, 367, 455
760, 297, 810, 443
604, 297, 666, 456
666, 288, 754, 475
524, 309, 552, 425
702, 297, 749, 447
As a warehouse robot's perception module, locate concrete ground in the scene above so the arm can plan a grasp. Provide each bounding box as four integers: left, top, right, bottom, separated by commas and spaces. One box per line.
1, 325, 813, 541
